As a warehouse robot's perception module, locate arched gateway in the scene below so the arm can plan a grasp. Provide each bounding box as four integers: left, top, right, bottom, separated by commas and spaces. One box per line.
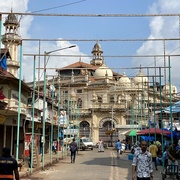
99, 117, 118, 147
79, 121, 90, 138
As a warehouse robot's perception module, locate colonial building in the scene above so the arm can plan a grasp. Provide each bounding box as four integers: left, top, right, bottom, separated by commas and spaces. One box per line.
31, 42, 180, 146
1, 12, 180, 157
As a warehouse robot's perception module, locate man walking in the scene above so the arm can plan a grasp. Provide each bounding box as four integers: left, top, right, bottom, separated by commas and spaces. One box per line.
0, 147, 19, 180
132, 141, 153, 180
115, 139, 121, 158
70, 138, 78, 163
167, 140, 179, 166
149, 141, 158, 171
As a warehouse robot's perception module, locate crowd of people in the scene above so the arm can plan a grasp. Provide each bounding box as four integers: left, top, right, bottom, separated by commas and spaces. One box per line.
130, 138, 180, 180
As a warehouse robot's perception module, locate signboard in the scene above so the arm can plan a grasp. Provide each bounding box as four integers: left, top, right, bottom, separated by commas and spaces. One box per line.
0, 115, 6, 124
63, 128, 79, 135
5, 117, 23, 126
10, 90, 27, 114
26, 109, 41, 122
59, 111, 68, 125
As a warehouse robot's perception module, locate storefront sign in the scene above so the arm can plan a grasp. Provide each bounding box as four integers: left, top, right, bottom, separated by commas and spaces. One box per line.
26, 109, 41, 122
0, 115, 6, 124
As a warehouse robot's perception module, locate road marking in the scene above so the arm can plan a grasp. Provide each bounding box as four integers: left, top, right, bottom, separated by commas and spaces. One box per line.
109, 151, 120, 180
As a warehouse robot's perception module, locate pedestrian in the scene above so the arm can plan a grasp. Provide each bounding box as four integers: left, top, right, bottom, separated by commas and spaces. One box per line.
0, 147, 19, 180
70, 138, 78, 163
132, 140, 153, 180
115, 139, 121, 158
149, 141, 158, 171
167, 140, 179, 166
98, 139, 104, 152
52, 141, 57, 154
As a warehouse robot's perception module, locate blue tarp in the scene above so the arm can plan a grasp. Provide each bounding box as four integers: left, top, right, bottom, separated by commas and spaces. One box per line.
163, 101, 180, 113
0, 56, 7, 70
141, 136, 155, 141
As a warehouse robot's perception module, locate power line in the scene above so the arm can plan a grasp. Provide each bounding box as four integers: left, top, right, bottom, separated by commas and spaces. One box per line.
21, 38, 180, 42
32, 0, 87, 13
1, 12, 180, 17
23, 54, 180, 58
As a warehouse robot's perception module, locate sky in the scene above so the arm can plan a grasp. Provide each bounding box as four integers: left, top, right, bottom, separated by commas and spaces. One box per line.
0, 0, 180, 92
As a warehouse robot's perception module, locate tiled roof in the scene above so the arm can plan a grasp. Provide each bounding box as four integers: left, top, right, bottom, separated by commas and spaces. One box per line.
56, 61, 98, 71
0, 66, 15, 78
56, 61, 122, 77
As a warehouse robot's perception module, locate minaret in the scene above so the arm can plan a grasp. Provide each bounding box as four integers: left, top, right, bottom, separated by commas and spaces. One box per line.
90, 41, 104, 66
2, 10, 21, 77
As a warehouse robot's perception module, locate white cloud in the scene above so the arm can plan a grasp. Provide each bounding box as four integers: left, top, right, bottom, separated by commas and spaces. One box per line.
133, 0, 180, 91
0, 0, 90, 82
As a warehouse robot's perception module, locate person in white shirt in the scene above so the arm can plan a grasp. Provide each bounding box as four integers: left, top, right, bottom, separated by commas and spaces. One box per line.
132, 141, 153, 180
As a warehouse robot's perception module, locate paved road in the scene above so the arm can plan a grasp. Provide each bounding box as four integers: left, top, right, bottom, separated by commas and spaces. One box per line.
21, 148, 163, 180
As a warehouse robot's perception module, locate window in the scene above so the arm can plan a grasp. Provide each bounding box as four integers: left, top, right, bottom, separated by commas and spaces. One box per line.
63, 90, 68, 94
109, 96, 114, 103
77, 98, 82, 108
77, 89, 82, 93
98, 96, 102, 103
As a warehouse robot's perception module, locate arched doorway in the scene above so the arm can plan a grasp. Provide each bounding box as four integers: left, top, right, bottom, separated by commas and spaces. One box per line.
79, 121, 90, 138
99, 118, 118, 147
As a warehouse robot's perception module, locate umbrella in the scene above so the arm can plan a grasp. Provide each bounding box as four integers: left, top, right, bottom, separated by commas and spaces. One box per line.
129, 129, 137, 136
137, 128, 171, 136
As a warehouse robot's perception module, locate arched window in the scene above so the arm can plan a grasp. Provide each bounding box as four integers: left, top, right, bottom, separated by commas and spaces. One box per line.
77, 98, 82, 108
98, 96, 102, 103
109, 96, 114, 103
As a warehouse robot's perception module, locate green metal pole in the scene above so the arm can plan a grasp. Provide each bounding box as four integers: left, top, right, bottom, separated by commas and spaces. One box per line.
152, 76, 156, 142
168, 56, 173, 144
42, 52, 47, 170
50, 77, 55, 164
57, 76, 60, 161
147, 68, 150, 146
159, 67, 165, 168
63, 93, 69, 154
30, 55, 36, 173
16, 41, 22, 161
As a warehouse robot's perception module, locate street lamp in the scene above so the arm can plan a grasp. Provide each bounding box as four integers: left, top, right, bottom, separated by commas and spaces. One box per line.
42, 45, 76, 169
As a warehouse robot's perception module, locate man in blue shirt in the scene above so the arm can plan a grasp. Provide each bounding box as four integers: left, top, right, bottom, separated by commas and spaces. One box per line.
116, 139, 121, 158
0, 147, 19, 180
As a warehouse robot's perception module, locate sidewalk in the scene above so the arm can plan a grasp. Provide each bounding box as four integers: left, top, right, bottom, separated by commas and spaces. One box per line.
19, 150, 69, 178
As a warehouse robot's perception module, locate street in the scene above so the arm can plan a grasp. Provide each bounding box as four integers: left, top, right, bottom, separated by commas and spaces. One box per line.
21, 148, 163, 180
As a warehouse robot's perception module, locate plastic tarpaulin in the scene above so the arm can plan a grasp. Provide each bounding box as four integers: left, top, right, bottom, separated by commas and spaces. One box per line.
163, 101, 180, 113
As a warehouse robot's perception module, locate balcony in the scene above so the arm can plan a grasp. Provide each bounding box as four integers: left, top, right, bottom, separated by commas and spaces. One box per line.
6, 60, 20, 68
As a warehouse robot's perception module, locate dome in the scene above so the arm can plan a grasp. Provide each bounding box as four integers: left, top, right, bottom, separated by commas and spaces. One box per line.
91, 42, 103, 53
118, 72, 131, 87
133, 69, 148, 85
163, 83, 177, 95
4, 12, 19, 26
94, 64, 113, 79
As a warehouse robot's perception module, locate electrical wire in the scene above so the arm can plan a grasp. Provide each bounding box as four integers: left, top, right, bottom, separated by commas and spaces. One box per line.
31, 0, 87, 13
